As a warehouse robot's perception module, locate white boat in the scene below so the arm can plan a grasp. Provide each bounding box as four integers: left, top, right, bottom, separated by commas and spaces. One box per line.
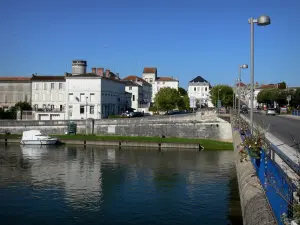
20, 130, 58, 145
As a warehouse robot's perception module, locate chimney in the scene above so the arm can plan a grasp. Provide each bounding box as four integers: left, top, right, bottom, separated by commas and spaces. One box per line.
91, 68, 96, 74
105, 69, 110, 77
96, 68, 104, 76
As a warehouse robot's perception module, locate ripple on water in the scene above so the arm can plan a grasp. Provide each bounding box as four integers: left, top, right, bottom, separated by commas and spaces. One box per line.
0, 146, 242, 225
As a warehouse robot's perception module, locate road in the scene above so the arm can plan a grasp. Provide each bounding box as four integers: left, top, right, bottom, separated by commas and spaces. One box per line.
246, 112, 300, 147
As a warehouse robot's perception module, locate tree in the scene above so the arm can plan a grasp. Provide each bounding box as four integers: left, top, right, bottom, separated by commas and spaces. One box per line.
15, 101, 32, 111
177, 95, 190, 111
278, 81, 287, 89
154, 87, 181, 111
178, 87, 187, 96
210, 85, 233, 107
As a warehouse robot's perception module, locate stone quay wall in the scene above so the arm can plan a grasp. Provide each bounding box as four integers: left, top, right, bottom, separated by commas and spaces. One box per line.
232, 130, 277, 225
0, 111, 232, 142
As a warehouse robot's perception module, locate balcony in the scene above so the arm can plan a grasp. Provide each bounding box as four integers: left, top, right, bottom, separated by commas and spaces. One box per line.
33, 108, 65, 113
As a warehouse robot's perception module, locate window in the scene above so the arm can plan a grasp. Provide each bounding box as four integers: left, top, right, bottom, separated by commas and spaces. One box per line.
194, 87, 196, 91
201, 87, 204, 91
80, 93, 85, 102
163, 82, 165, 85
197, 87, 200, 91
80, 106, 84, 114
69, 105, 73, 109
129, 87, 132, 90
150, 79, 153, 83
50, 105, 54, 109
68, 93, 73, 101
44, 83, 47, 90
90, 106, 94, 114
51, 83, 54, 89
205, 87, 207, 91
90, 93, 95, 102
25, 95, 28, 102
59, 83, 63, 90
133, 95, 135, 101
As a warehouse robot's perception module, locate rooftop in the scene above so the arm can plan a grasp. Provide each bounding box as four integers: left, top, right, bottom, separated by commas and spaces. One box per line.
122, 80, 140, 87
122, 75, 151, 86
143, 67, 157, 74
156, 77, 177, 82
237, 82, 246, 87
31, 75, 66, 81
189, 76, 208, 83
257, 84, 278, 89
0, 77, 31, 81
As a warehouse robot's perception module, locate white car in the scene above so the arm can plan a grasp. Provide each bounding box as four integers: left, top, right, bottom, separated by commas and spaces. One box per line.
266, 108, 276, 116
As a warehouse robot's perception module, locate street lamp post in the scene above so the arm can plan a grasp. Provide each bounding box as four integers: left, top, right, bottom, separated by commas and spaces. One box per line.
85, 96, 88, 134
234, 78, 238, 109
218, 89, 222, 108
248, 15, 271, 133
238, 64, 248, 129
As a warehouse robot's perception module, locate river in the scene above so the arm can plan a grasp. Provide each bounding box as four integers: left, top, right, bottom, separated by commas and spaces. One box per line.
0, 145, 242, 225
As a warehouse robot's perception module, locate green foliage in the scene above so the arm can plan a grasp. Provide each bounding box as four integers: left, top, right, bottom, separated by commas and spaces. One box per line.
178, 87, 187, 96
155, 87, 181, 111
0, 101, 32, 120
149, 104, 158, 112
177, 95, 190, 111
210, 85, 233, 107
15, 101, 32, 111
278, 81, 287, 89
294, 88, 300, 106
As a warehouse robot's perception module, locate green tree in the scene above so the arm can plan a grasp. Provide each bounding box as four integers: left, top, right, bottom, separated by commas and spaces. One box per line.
257, 89, 288, 105
293, 88, 300, 107
155, 87, 181, 111
278, 81, 287, 89
15, 101, 32, 111
210, 85, 233, 107
178, 87, 187, 96
177, 95, 190, 110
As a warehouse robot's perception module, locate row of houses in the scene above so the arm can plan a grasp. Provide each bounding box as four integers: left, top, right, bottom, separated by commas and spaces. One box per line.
0, 65, 183, 120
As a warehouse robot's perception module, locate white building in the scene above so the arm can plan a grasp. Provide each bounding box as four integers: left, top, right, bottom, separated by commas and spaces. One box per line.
142, 67, 179, 102
122, 75, 152, 109
123, 81, 142, 110
66, 74, 126, 120
188, 76, 213, 107
31, 75, 66, 120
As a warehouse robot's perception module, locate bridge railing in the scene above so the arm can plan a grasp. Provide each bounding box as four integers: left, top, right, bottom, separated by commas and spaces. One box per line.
237, 115, 300, 225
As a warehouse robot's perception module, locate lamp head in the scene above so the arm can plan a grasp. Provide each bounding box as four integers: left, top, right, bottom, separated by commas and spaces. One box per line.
257, 15, 271, 26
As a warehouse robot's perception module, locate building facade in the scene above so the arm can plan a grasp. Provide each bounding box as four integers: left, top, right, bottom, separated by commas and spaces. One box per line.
123, 81, 143, 110
0, 77, 31, 109
188, 76, 212, 107
122, 75, 152, 109
66, 74, 126, 120
30, 75, 66, 120
142, 67, 179, 102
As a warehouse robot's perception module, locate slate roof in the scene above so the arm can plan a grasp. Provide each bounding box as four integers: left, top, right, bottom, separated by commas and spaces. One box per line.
189, 76, 208, 83
31, 75, 66, 81
122, 80, 140, 87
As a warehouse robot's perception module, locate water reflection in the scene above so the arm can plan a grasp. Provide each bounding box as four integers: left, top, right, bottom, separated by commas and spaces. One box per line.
0, 145, 242, 225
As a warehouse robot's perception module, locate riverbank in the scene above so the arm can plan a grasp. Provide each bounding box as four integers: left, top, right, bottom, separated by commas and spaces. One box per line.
0, 134, 233, 150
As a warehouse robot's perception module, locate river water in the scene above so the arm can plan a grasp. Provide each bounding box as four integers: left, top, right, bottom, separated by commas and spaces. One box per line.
0, 145, 242, 225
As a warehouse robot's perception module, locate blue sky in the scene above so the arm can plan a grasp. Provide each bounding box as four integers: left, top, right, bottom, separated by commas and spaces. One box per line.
0, 0, 299, 88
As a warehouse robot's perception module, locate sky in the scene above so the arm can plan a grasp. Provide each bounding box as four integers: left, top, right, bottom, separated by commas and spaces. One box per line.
0, 0, 299, 89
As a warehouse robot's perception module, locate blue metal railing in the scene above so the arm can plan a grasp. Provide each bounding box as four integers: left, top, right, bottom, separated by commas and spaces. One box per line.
240, 132, 298, 224
292, 110, 300, 116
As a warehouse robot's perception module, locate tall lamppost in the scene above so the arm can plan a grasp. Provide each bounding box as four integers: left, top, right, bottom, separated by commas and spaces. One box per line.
249, 15, 271, 133
234, 78, 238, 109
85, 96, 88, 134
218, 88, 222, 108
238, 64, 248, 129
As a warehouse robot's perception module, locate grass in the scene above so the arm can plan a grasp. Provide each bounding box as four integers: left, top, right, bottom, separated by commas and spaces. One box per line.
0, 134, 233, 150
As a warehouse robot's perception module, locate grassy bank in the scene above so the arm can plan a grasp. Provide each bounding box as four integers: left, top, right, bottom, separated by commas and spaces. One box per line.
56, 135, 233, 150
0, 134, 233, 150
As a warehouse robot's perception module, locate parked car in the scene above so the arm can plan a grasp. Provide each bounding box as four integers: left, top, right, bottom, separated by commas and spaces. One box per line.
240, 108, 248, 114
266, 108, 276, 116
